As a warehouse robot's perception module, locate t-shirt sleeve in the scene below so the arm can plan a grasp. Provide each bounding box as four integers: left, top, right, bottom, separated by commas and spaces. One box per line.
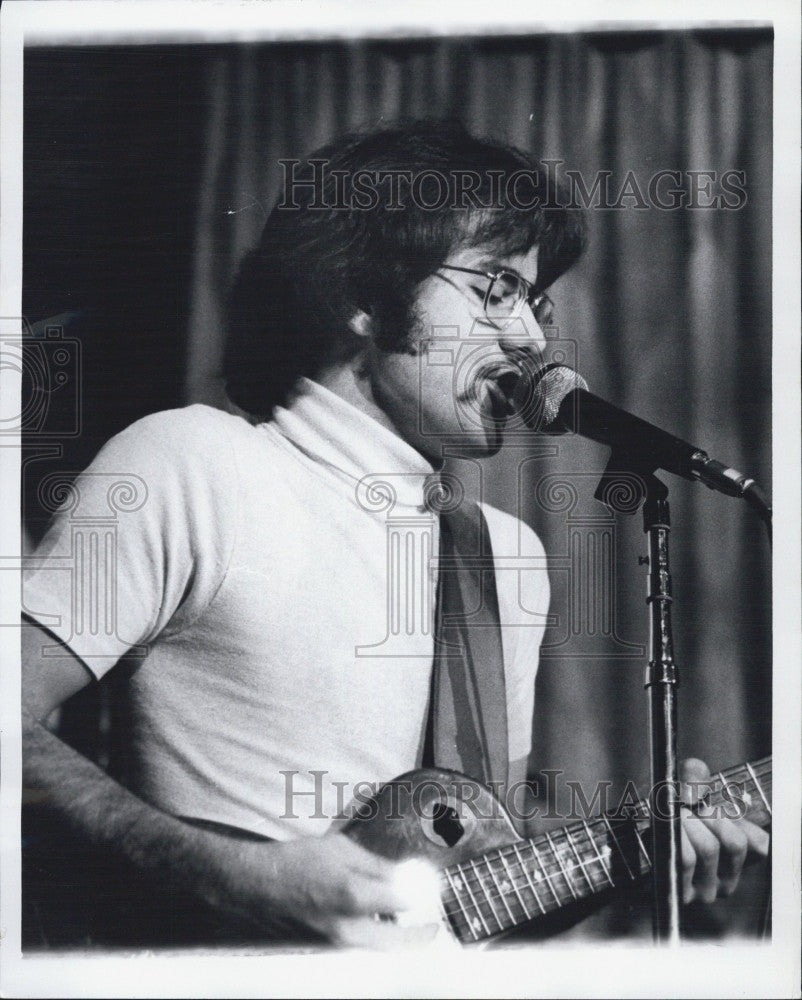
22, 406, 237, 679
481, 503, 551, 763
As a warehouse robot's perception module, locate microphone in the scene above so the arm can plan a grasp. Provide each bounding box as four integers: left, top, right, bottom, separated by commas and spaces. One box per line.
515, 363, 771, 521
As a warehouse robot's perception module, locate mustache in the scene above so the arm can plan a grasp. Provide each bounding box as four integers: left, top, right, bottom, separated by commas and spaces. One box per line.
464, 347, 545, 402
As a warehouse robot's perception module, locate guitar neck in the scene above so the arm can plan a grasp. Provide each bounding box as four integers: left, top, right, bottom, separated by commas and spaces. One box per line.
439, 756, 772, 944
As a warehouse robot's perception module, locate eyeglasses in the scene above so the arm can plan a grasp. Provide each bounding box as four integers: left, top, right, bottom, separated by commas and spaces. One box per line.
439, 264, 554, 329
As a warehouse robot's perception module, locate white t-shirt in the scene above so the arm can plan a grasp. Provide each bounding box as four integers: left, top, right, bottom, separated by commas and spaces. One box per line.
23, 379, 550, 840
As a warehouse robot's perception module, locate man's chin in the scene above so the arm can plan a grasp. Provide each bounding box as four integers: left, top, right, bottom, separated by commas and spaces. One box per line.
412, 417, 508, 463
447, 426, 506, 459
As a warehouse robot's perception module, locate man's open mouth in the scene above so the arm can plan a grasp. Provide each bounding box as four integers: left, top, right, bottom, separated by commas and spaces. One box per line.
483, 372, 519, 421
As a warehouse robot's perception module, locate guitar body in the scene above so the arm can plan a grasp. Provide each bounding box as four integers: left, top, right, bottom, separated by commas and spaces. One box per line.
342, 767, 521, 866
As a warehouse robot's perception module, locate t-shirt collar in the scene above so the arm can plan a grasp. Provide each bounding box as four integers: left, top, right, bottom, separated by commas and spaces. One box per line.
270, 377, 437, 510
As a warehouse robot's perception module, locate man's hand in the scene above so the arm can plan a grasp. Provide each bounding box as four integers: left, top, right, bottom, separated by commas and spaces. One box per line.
679, 757, 770, 905
219, 834, 445, 949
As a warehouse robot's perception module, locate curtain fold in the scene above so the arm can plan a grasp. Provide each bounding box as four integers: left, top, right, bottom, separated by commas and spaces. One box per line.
184, 29, 772, 813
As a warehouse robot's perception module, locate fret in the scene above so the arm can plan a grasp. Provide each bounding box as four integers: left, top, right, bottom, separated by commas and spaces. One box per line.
444, 868, 479, 941
436, 883, 457, 942
750, 761, 773, 792
723, 759, 772, 801
482, 854, 517, 926
455, 862, 491, 937
750, 757, 773, 782
469, 857, 505, 932
512, 842, 547, 914
602, 814, 636, 880
544, 831, 578, 901
563, 827, 595, 893
582, 819, 614, 887
438, 873, 463, 940
711, 767, 754, 820
746, 761, 772, 816
713, 769, 743, 817
530, 842, 562, 907
715, 767, 755, 818
631, 823, 652, 872
499, 849, 533, 920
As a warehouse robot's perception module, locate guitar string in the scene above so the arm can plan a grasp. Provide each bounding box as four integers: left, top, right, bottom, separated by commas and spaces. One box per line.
436, 760, 772, 938
437, 763, 773, 937
444, 867, 479, 940
511, 840, 546, 914
455, 857, 492, 936
439, 814, 638, 934
745, 762, 772, 815
451, 758, 773, 929
528, 839, 563, 906
440, 837, 621, 937
601, 813, 636, 880
468, 857, 504, 931
477, 853, 516, 925
566, 824, 605, 891
544, 830, 580, 899
440, 793, 762, 938
440, 770, 774, 940
441, 816, 648, 933
498, 848, 533, 919
580, 818, 614, 885
440, 808, 657, 925
441, 842, 557, 934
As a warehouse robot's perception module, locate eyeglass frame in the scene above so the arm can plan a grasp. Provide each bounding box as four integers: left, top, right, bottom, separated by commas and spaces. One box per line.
438, 263, 554, 328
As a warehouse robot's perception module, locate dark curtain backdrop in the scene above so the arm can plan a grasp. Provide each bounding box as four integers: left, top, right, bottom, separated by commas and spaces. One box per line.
180, 31, 772, 790
23, 29, 771, 941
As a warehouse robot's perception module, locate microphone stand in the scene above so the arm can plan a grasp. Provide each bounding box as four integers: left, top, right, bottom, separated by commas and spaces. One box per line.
642, 473, 682, 944
595, 460, 682, 944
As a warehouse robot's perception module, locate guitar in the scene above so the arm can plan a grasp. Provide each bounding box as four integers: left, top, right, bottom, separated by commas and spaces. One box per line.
342, 757, 772, 944
21, 756, 771, 948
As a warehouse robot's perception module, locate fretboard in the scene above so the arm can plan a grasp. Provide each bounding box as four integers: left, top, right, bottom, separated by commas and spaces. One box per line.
439, 756, 772, 943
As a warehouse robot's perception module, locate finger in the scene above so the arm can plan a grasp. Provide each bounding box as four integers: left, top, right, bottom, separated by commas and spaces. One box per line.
680, 816, 696, 904
338, 858, 441, 919
681, 813, 720, 903
741, 818, 771, 858
392, 858, 442, 914
679, 757, 712, 809
695, 806, 748, 897
339, 838, 439, 895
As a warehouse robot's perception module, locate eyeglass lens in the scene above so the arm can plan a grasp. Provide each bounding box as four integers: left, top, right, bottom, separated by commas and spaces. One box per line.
486, 273, 554, 326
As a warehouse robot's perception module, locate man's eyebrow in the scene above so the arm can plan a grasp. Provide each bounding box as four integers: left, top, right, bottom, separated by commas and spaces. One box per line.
474, 255, 507, 272
475, 257, 539, 287
466, 256, 515, 276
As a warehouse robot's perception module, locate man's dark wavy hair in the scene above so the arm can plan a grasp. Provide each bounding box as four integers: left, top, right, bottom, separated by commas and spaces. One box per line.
224, 120, 586, 416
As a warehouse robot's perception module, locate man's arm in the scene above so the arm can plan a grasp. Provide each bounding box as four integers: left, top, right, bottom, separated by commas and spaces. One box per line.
21, 622, 433, 947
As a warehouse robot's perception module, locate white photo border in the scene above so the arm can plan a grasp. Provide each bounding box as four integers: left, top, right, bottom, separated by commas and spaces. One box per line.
1, 2, 799, 997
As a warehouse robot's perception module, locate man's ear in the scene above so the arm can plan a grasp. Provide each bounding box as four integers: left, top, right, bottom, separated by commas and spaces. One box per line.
347, 308, 374, 339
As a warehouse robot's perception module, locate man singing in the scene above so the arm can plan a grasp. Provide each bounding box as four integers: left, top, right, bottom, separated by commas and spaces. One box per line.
21, 121, 768, 948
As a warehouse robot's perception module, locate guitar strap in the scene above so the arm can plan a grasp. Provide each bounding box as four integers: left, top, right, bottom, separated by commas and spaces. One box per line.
423, 500, 508, 788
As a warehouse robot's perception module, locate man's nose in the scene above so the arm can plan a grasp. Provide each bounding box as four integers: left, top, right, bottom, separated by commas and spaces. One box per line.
497, 304, 547, 357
